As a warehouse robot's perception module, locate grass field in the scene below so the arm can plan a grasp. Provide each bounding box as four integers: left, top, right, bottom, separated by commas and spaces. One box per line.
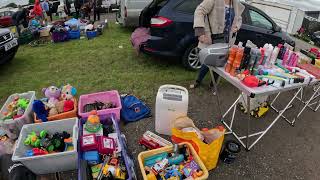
0, 23, 197, 104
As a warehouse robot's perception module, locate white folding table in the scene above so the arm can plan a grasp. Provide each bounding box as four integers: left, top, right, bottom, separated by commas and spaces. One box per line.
208, 66, 320, 151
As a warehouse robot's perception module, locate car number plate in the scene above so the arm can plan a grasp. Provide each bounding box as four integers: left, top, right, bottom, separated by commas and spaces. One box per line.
4, 39, 17, 51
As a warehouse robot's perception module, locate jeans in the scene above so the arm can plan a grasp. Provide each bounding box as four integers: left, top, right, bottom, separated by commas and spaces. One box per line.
196, 65, 219, 84
94, 8, 100, 21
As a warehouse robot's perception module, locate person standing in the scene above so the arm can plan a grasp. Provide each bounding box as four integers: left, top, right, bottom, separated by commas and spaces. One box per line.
64, 0, 71, 16
190, 0, 245, 89
74, 0, 81, 18
94, 0, 102, 21
12, 6, 29, 36
42, 0, 52, 22
33, 0, 44, 19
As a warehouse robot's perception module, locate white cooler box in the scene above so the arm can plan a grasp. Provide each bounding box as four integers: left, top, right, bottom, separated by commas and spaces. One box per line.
155, 85, 188, 135
199, 43, 229, 67
12, 118, 78, 174
0, 91, 36, 139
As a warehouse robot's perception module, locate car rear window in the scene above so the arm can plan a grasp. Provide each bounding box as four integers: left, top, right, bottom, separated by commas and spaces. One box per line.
175, 0, 201, 14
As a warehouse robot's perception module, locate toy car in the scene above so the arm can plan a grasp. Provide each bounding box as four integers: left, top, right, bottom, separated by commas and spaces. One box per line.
139, 137, 161, 150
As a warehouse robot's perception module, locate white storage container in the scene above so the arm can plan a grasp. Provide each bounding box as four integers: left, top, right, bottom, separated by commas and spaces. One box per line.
0, 91, 36, 139
12, 118, 78, 174
155, 85, 188, 135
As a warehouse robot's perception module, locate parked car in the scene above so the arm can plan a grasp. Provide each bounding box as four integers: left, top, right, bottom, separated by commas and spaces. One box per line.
0, 28, 19, 64
311, 31, 320, 46
0, 11, 14, 27
139, 0, 296, 70
116, 0, 152, 27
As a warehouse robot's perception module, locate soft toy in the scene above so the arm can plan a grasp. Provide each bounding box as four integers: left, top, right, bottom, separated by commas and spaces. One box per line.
64, 100, 74, 112
42, 86, 61, 107
33, 100, 48, 122
61, 84, 77, 100
49, 107, 58, 117
55, 100, 65, 113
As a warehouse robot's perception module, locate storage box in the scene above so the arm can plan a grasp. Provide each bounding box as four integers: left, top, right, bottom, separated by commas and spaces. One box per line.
12, 118, 79, 174
34, 99, 78, 123
0, 91, 36, 139
138, 142, 209, 180
51, 31, 69, 43
78, 115, 136, 180
86, 30, 97, 39
78, 90, 121, 121
68, 30, 80, 39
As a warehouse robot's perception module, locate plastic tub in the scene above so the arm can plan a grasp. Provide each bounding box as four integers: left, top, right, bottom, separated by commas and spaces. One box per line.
138, 142, 209, 180
315, 59, 320, 68
34, 99, 78, 123
78, 90, 121, 121
0, 91, 36, 139
68, 30, 81, 39
78, 114, 136, 180
12, 118, 78, 174
51, 31, 69, 43
86, 30, 97, 39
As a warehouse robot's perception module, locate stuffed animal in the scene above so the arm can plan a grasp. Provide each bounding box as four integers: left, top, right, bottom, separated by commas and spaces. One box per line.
49, 107, 58, 117
55, 100, 65, 113
61, 84, 77, 100
42, 86, 61, 107
33, 100, 48, 122
64, 100, 74, 112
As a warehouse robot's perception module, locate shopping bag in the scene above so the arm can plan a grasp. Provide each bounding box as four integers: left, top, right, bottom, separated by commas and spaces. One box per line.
171, 119, 225, 170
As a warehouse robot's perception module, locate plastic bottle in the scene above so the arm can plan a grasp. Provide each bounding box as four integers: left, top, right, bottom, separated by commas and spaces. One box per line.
225, 45, 238, 73
230, 47, 244, 76
240, 47, 252, 70
269, 47, 280, 67
264, 44, 274, 66
282, 48, 290, 66
248, 48, 258, 72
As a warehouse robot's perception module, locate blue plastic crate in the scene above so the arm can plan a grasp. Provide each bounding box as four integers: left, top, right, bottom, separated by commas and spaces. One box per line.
68, 30, 80, 39
86, 30, 97, 39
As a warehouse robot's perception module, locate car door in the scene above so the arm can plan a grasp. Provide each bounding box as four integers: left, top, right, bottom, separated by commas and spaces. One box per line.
241, 7, 282, 47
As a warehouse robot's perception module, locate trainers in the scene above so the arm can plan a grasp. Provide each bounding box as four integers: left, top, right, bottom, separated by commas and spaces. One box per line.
189, 82, 200, 89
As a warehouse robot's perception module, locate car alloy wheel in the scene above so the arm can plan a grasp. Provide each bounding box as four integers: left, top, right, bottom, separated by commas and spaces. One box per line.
188, 47, 201, 69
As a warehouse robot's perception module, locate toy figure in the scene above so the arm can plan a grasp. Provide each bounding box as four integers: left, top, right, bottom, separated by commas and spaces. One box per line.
17, 98, 29, 109
25, 148, 48, 157
61, 84, 77, 100
42, 86, 61, 107
32, 100, 48, 122
84, 110, 102, 133
24, 131, 41, 148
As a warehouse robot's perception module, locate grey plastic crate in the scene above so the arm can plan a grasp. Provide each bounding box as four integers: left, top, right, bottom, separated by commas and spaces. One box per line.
12, 118, 79, 175
0, 91, 36, 139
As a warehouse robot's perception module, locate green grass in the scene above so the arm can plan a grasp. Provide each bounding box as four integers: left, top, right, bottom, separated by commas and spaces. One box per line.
0, 23, 197, 104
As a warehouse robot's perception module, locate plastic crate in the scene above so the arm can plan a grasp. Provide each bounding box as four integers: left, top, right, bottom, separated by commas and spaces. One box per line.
86, 30, 97, 39
138, 142, 209, 180
78, 90, 121, 121
68, 30, 81, 39
34, 99, 78, 123
12, 118, 79, 174
0, 91, 36, 139
78, 114, 136, 180
51, 31, 69, 43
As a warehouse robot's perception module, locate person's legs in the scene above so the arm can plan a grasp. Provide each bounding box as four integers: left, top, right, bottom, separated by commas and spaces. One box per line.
94, 9, 97, 21
196, 64, 209, 83
15, 24, 21, 36
97, 9, 100, 21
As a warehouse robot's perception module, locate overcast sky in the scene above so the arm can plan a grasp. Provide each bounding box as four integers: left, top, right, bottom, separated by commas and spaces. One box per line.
1, 0, 320, 11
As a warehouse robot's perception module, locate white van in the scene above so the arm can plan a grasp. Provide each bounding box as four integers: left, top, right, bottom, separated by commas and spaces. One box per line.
116, 0, 152, 27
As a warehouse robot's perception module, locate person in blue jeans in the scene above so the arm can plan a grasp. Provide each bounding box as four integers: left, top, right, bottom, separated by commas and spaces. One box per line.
190, 0, 244, 89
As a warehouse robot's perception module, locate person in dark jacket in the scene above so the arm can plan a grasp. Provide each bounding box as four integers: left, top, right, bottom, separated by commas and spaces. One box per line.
64, 0, 71, 16
94, 0, 102, 21
12, 6, 29, 36
74, 0, 81, 18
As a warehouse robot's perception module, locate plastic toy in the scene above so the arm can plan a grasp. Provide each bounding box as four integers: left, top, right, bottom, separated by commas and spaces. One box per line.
84, 150, 100, 165
63, 100, 74, 112
99, 154, 126, 180
108, 133, 122, 153
165, 165, 182, 179
91, 163, 103, 179
42, 86, 61, 107
24, 131, 41, 148
182, 160, 200, 177
32, 100, 48, 122
25, 148, 48, 157
97, 136, 115, 154
168, 154, 184, 165
139, 137, 161, 150
64, 137, 74, 151
140, 131, 172, 149
84, 110, 102, 133
1, 97, 30, 121
61, 84, 77, 100
144, 152, 168, 167
81, 134, 98, 151
151, 158, 169, 175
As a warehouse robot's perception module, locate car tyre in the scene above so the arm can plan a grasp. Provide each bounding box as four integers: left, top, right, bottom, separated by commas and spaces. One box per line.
0, 50, 16, 65
182, 43, 202, 71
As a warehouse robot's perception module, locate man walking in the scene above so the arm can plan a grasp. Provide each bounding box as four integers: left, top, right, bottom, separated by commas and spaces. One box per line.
94, 0, 102, 21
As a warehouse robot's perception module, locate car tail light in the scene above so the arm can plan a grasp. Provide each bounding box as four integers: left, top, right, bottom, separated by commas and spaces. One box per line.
150, 16, 173, 28
125, 6, 127, 17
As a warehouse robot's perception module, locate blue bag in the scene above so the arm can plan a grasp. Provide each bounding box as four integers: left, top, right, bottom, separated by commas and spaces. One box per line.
120, 95, 151, 122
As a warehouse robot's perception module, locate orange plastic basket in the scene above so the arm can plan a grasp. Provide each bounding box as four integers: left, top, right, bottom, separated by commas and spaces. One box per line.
34, 99, 78, 123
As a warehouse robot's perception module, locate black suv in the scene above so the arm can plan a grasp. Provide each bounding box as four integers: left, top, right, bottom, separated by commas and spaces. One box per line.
0, 28, 19, 64
139, 0, 295, 70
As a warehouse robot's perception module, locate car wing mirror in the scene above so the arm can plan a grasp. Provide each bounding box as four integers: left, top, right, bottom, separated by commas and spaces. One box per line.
274, 26, 281, 32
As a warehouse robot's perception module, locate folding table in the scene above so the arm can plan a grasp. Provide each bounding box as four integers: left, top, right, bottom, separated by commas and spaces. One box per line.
208, 66, 320, 151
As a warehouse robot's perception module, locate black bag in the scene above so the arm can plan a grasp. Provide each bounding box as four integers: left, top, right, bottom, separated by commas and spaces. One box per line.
0, 154, 36, 180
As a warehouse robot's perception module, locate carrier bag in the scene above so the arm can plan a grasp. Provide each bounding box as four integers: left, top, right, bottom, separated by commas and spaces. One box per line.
120, 95, 151, 123
199, 43, 229, 67
171, 116, 225, 170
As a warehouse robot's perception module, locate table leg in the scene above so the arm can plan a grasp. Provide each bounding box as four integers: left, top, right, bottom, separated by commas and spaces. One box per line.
246, 95, 251, 151
209, 69, 223, 120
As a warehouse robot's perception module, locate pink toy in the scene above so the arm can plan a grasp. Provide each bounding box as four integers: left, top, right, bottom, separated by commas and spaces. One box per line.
97, 136, 115, 154
61, 84, 77, 100
81, 134, 98, 151
42, 86, 61, 105
64, 100, 74, 112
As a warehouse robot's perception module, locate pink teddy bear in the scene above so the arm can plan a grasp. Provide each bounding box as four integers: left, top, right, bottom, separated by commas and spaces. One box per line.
42, 86, 61, 107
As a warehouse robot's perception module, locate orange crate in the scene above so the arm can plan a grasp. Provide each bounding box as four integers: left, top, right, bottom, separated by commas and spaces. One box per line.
34, 99, 78, 123
138, 142, 209, 180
